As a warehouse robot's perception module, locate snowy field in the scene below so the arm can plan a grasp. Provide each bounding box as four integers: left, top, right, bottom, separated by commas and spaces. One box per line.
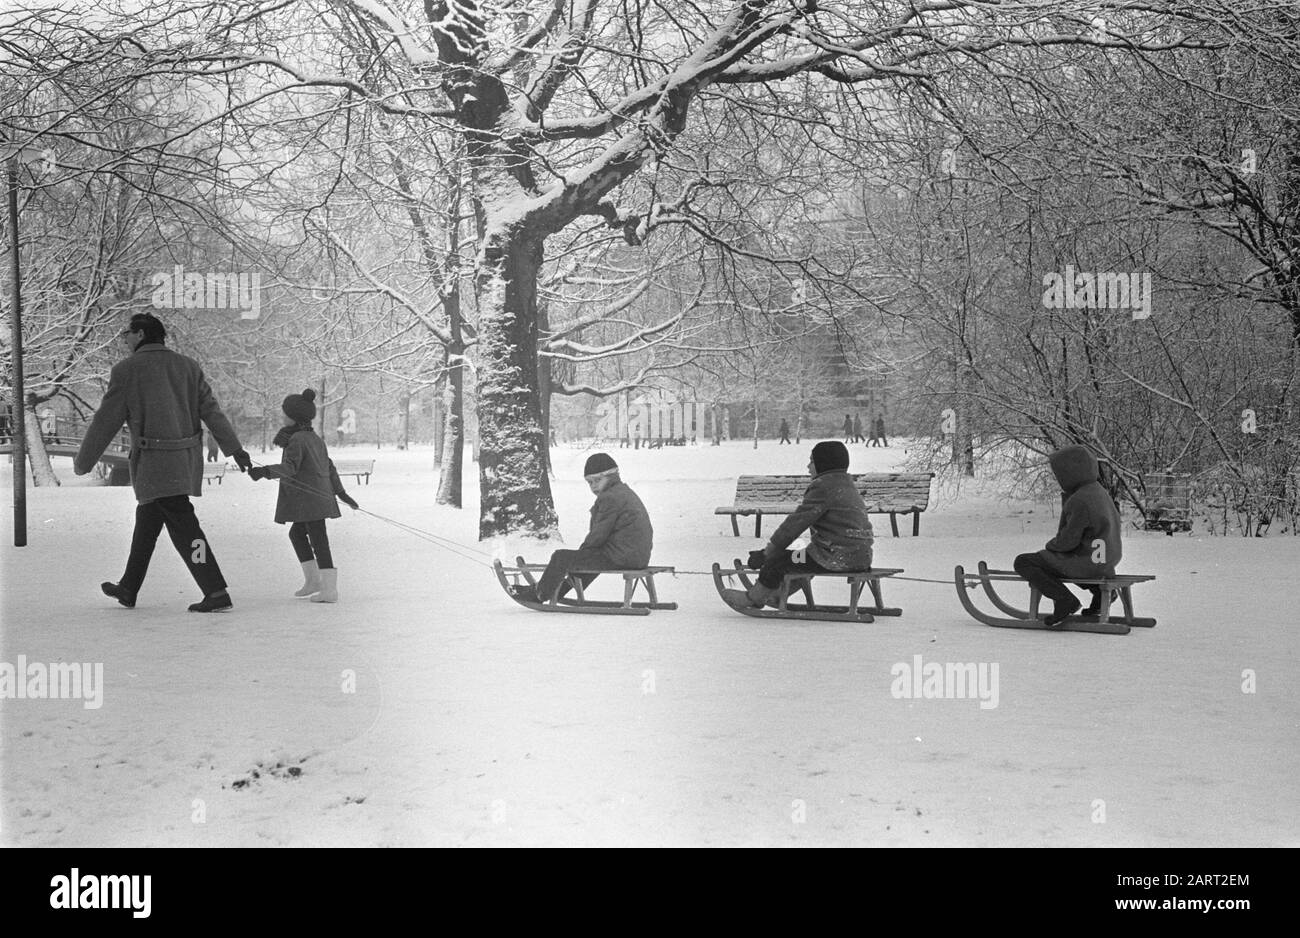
2, 440, 1297, 847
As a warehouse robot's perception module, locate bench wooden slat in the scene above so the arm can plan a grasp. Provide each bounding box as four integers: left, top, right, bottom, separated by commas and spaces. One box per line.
717, 472, 934, 536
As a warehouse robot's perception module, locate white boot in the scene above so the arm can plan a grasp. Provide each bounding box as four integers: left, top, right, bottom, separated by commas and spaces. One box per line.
295, 560, 321, 597
311, 567, 338, 603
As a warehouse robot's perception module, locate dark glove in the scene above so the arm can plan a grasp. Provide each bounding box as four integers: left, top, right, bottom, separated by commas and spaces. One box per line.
233, 449, 253, 473
247, 466, 269, 481
338, 491, 359, 510
746, 549, 767, 570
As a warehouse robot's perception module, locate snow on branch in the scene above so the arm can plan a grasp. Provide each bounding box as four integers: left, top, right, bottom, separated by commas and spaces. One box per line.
546, 277, 651, 338
340, 0, 441, 67
544, 307, 686, 360
308, 222, 454, 346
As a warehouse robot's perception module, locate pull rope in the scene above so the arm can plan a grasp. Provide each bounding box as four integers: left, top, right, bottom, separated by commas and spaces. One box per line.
245, 456, 494, 569
242, 459, 963, 586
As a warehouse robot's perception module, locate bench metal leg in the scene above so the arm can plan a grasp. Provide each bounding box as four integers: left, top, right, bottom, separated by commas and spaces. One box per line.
912, 512, 919, 536
754, 513, 762, 538
890, 512, 899, 537
730, 515, 740, 537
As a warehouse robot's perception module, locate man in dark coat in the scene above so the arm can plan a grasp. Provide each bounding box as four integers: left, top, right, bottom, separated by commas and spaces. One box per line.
74, 313, 252, 612
724, 441, 874, 608
841, 414, 853, 442
1013, 445, 1123, 626
852, 413, 863, 443
778, 418, 791, 444
872, 415, 887, 447
511, 453, 653, 604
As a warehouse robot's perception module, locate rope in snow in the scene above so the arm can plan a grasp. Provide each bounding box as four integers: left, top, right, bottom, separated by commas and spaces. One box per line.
670, 569, 956, 586
246, 458, 493, 569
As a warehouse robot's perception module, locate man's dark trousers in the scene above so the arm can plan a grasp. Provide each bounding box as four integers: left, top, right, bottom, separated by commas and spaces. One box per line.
120, 494, 227, 595
536, 547, 616, 601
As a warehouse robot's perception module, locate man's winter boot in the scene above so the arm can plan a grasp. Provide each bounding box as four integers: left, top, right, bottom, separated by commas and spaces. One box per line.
295, 559, 321, 597
188, 590, 233, 613
311, 568, 338, 603
101, 581, 136, 609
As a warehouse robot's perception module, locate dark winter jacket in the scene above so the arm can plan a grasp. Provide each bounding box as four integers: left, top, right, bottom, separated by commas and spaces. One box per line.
262, 425, 344, 524
1039, 445, 1123, 577
74, 343, 242, 503
768, 468, 874, 570
581, 478, 653, 568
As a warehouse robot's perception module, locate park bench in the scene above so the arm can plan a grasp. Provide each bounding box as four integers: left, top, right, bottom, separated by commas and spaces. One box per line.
202, 462, 227, 485
333, 459, 375, 485
716, 472, 935, 538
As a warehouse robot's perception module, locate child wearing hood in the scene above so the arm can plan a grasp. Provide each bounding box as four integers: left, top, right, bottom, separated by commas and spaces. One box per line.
511, 453, 653, 604
247, 389, 358, 603
724, 440, 875, 608
1013, 445, 1123, 626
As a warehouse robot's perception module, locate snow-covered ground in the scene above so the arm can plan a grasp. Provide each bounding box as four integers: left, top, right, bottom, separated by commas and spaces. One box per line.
2, 440, 1297, 846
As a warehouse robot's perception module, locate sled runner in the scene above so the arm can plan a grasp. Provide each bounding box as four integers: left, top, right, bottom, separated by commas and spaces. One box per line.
494, 558, 677, 615
954, 562, 1157, 635
712, 559, 904, 622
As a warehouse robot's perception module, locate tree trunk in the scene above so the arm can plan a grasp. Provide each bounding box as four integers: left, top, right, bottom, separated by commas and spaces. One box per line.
433, 351, 446, 464
436, 341, 465, 508
475, 231, 557, 538
538, 298, 554, 478
23, 400, 59, 486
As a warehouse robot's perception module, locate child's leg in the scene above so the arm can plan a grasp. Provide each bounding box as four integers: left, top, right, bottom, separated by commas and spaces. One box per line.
289, 522, 315, 563
1013, 552, 1081, 622
305, 519, 334, 569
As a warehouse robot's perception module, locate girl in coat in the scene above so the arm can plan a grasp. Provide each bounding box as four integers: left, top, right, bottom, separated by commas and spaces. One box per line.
248, 389, 358, 602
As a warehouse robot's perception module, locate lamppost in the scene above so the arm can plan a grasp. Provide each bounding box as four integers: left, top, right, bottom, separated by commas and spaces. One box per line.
2, 135, 55, 547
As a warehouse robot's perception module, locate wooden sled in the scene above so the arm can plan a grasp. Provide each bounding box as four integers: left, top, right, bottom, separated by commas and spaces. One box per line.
954, 563, 1157, 635
712, 559, 904, 623
494, 558, 676, 615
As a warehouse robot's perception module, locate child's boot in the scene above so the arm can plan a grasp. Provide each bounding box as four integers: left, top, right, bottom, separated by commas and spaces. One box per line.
311, 567, 338, 603
295, 559, 321, 597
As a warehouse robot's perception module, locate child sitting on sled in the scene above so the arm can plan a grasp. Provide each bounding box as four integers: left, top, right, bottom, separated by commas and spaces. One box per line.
512, 452, 653, 604
724, 441, 875, 609
1013, 445, 1123, 626
247, 388, 358, 603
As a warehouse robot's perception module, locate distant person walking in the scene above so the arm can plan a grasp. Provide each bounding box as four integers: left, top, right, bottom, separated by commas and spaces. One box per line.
852, 413, 864, 444
841, 414, 853, 443
872, 415, 888, 447
74, 313, 253, 612
778, 418, 792, 444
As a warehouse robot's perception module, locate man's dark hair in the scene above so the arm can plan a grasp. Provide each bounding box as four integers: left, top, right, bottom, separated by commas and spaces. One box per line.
128, 313, 166, 342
